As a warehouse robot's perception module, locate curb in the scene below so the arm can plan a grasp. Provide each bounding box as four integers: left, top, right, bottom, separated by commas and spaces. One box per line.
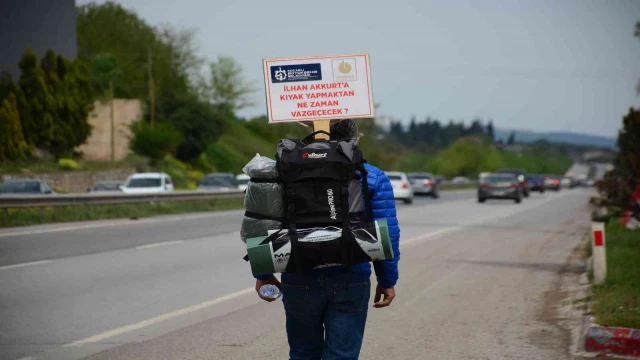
583, 315, 640, 358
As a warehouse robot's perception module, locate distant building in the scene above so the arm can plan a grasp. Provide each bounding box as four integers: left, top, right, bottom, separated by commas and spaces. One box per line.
0, 0, 77, 77
77, 100, 143, 161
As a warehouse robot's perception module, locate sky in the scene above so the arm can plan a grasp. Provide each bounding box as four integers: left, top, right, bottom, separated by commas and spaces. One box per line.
77, 0, 640, 138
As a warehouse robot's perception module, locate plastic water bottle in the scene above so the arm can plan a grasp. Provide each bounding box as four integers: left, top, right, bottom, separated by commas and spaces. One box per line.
260, 284, 282, 299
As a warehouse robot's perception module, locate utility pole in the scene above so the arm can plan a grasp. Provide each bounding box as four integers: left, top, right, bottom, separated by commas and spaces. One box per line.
148, 47, 155, 126
109, 79, 115, 162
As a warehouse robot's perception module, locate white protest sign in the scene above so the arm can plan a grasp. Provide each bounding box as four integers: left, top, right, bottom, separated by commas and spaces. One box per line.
262, 53, 375, 123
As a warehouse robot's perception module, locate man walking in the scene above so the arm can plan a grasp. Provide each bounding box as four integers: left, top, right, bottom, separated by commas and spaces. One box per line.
255, 119, 401, 360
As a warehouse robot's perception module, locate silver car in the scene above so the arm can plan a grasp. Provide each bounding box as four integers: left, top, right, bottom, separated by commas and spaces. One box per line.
198, 173, 237, 191
89, 181, 124, 193
407, 173, 439, 198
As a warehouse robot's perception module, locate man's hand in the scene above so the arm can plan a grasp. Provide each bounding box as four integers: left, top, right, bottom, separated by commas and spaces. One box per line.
373, 284, 395, 308
255, 276, 282, 302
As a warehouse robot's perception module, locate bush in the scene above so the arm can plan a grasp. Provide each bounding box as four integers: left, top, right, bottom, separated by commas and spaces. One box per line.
194, 152, 216, 173
130, 121, 183, 162
158, 154, 192, 189
188, 170, 204, 183
58, 158, 80, 170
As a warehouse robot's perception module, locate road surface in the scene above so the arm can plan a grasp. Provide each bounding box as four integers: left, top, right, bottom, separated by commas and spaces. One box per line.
0, 189, 592, 360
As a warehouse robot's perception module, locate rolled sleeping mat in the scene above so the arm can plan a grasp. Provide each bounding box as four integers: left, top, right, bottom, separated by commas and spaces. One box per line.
246, 219, 393, 276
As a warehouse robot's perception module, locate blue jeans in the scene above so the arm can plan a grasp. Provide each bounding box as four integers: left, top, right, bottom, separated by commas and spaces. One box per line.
281, 272, 371, 360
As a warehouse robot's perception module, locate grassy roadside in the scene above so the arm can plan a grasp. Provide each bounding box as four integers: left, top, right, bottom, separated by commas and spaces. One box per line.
590, 221, 640, 329
0, 198, 244, 228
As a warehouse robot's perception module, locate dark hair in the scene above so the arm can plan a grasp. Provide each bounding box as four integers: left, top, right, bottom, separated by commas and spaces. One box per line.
330, 119, 358, 140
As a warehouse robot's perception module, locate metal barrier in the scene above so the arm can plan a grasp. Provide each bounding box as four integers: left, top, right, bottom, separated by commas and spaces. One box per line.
0, 190, 245, 211
0, 182, 477, 212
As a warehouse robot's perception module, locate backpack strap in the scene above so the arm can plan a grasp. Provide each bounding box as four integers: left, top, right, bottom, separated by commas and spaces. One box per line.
340, 183, 353, 269
359, 162, 375, 221
284, 185, 303, 272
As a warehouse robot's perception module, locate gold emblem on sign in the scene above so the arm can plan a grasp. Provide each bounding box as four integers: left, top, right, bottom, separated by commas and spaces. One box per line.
338, 61, 352, 74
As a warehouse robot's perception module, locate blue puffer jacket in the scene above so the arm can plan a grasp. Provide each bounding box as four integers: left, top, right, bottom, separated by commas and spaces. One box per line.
255, 163, 401, 288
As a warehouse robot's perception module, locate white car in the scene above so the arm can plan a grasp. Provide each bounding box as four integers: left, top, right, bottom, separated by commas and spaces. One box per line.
236, 174, 250, 191
452, 176, 471, 184
386, 171, 414, 204
120, 173, 174, 194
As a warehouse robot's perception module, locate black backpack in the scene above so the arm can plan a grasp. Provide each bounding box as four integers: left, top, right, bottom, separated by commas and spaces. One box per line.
275, 130, 375, 273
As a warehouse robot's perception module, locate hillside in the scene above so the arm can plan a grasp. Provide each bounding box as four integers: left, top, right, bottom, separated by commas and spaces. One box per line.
494, 129, 616, 149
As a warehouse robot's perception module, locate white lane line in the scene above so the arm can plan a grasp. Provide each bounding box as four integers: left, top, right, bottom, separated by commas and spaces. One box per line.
0, 210, 244, 238
136, 240, 184, 250
17, 357, 39, 360
401, 227, 458, 247
0, 260, 53, 271
64, 287, 255, 347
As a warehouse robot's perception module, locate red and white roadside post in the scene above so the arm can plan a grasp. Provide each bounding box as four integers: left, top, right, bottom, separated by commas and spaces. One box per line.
591, 222, 606, 285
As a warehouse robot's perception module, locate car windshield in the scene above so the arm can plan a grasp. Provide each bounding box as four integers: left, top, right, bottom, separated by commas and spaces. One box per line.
93, 183, 121, 191
201, 177, 234, 187
485, 175, 515, 183
0, 181, 41, 193
126, 178, 161, 188
387, 175, 403, 181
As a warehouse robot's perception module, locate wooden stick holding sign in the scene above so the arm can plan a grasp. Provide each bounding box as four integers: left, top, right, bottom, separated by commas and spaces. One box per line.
313, 120, 331, 140
262, 53, 375, 139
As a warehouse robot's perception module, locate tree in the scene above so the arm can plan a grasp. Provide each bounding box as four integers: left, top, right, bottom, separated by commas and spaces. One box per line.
36, 50, 94, 157
507, 131, 516, 145
0, 71, 14, 101
486, 120, 495, 142
56, 55, 94, 155
77, 2, 159, 98
0, 93, 31, 161
206, 56, 256, 111
600, 108, 640, 208
18, 48, 56, 149
130, 121, 182, 163
156, 90, 229, 161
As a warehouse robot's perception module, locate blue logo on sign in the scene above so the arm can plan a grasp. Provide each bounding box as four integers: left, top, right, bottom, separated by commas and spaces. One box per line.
270, 63, 322, 83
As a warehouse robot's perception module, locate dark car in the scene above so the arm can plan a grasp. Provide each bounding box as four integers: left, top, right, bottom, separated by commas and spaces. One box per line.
496, 168, 529, 198
544, 175, 561, 191
478, 173, 522, 204
407, 172, 439, 198
198, 173, 236, 191
526, 175, 545, 193
0, 179, 56, 195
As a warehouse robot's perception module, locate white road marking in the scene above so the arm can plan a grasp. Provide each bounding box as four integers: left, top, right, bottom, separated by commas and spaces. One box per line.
0, 260, 53, 271
136, 240, 184, 250
0, 210, 244, 238
64, 287, 255, 347
402, 228, 458, 247
16, 357, 39, 360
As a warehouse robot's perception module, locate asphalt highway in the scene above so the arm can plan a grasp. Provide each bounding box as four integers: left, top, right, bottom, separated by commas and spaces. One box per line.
0, 188, 592, 360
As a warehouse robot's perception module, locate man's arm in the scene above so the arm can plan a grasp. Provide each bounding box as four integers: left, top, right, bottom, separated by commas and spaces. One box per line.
367, 167, 400, 307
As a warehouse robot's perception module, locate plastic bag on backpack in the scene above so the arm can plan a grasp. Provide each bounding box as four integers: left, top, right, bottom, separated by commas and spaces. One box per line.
240, 154, 284, 243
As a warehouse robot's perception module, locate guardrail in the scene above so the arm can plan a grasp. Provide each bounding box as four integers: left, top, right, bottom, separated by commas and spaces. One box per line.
0, 190, 245, 213
1, 181, 479, 213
